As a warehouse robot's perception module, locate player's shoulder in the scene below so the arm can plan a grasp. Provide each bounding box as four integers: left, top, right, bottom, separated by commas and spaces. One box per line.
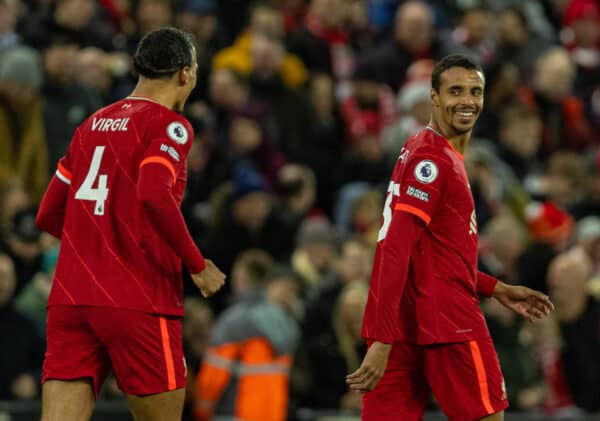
138, 104, 193, 147
404, 128, 452, 165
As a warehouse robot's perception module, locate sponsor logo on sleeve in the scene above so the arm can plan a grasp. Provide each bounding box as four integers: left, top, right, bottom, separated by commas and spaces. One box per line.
167, 121, 188, 145
406, 186, 430, 202
414, 160, 438, 184
160, 143, 180, 162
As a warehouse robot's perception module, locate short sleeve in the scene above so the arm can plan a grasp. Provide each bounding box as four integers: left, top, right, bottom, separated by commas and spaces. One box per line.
140, 118, 194, 182
394, 151, 450, 225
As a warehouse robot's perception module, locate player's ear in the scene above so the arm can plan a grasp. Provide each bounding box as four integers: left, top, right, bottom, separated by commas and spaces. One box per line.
431, 88, 439, 108
179, 66, 191, 86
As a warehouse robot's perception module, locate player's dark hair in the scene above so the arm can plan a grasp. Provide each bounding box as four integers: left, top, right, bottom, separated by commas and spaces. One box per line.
431, 54, 483, 92
133, 27, 196, 79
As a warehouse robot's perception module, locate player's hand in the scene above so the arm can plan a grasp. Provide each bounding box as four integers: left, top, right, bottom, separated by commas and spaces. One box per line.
493, 281, 554, 323
191, 259, 226, 298
346, 341, 391, 392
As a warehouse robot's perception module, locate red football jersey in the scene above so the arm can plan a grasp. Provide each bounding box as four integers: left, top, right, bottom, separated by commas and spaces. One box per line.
48, 96, 196, 316
362, 127, 490, 345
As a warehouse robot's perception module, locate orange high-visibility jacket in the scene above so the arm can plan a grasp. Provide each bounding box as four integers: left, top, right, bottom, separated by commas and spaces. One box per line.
195, 290, 299, 421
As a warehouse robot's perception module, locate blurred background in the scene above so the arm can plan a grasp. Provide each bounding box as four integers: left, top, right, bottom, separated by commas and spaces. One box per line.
0, 0, 599, 420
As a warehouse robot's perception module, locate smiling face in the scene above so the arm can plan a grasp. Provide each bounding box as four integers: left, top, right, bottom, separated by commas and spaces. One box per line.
431, 66, 484, 137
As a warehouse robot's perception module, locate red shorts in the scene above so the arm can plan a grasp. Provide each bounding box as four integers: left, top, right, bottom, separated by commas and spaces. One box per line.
43, 306, 186, 398
362, 336, 508, 421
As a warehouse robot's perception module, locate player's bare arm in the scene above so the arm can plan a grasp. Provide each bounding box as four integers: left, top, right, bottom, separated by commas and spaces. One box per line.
492, 281, 554, 323
191, 259, 226, 298
346, 341, 392, 392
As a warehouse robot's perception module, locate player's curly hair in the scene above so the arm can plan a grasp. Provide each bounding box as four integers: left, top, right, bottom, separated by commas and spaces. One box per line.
133, 27, 196, 79
431, 54, 483, 93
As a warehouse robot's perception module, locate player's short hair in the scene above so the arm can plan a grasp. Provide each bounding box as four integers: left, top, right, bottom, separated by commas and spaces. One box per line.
133, 27, 196, 79
431, 54, 483, 92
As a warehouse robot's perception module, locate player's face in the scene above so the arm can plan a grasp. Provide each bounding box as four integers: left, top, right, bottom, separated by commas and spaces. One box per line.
175, 47, 198, 113
431, 67, 484, 136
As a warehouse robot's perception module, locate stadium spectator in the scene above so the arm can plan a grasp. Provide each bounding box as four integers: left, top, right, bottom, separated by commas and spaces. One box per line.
0, 46, 47, 202
0, 0, 20, 53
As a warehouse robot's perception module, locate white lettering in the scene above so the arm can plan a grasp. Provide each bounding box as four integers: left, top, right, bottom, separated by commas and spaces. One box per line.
92, 118, 103, 131
111, 119, 121, 131
91, 117, 130, 132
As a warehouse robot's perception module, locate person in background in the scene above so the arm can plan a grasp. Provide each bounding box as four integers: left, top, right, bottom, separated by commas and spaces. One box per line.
0, 46, 47, 202
195, 249, 299, 421
0, 253, 44, 400
547, 248, 600, 413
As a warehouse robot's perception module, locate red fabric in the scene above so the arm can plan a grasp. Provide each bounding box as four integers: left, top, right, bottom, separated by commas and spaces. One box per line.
517, 87, 593, 152
98, 0, 127, 31
340, 86, 397, 142
362, 211, 424, 344
43, 306, 186, 398
304, 13, 348, 45
363, 338, 508, 420
525, 201, 574, 245
41, 97, 204, 316
138, 163, 206, 274
36, 176, 68, 238
562, 0, 600, 26
476, 271, 498, 298
362, 128, 491, 345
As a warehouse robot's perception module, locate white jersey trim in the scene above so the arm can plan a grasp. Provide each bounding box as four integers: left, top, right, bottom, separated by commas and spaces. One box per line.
55, 170, 71, 185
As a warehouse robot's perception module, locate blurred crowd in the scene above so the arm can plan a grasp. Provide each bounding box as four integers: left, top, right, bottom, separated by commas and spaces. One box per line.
1, 0, 600, 419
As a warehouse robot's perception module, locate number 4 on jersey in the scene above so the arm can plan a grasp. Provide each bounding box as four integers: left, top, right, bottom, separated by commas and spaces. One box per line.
75, 146, 109, 215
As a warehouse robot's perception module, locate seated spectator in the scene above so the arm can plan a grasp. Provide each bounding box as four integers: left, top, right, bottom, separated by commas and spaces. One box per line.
383, 79, 431, 161
287, 0, 349, 78
291, 216, 338, 289
15, 245, 58, 336
354, 1, 443, 92
0, 253, 44, 400
203, 164, 297, 282
213, 3, 307, 88
0, 46, 47, 202
0, 0, 21, 54
301, 281, 368, 411
518, 201, 576, 295
519, 47, 593, 154
1, 208, 43, 296
442, 6, 495, 65
547, 248, 600, 412
543, 150, 600, 218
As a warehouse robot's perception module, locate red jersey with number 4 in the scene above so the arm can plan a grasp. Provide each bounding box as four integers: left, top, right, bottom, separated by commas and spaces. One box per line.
362, 127, 490, 345
49, 97, 194, 316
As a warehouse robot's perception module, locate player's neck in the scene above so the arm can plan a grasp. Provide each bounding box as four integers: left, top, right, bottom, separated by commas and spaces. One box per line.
130, 80, 178, 111
427, 120, 471, 154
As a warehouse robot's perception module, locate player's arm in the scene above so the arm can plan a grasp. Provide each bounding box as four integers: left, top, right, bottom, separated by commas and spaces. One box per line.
346, 211, 424, 392
476, 270, 499, 297
139, 120, 225, 296
137, 161, 206, 274
36, 153, 74, 238
371, 211, 425, 344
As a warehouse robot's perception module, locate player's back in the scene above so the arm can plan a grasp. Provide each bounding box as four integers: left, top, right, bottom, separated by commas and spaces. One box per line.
51, 96, 193, 316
